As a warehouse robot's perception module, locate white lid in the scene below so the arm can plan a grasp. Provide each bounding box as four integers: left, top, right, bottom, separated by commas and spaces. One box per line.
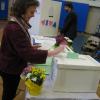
55, 55, 100, 70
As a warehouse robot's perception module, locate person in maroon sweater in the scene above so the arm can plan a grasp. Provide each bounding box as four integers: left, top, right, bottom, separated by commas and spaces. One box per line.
0, 0, 66, 100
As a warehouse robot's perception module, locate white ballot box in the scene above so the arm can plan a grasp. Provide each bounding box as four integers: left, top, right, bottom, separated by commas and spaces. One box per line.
53, 55, 100, 93
25, 55, 100, 100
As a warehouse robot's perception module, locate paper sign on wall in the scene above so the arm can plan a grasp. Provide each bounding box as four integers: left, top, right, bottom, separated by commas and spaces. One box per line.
41, 19, 56, 28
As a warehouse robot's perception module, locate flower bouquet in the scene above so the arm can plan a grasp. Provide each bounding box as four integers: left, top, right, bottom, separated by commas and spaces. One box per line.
21, 66, 46, 96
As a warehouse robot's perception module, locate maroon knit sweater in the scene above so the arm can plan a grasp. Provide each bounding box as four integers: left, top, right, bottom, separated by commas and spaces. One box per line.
0, 21, 48, 75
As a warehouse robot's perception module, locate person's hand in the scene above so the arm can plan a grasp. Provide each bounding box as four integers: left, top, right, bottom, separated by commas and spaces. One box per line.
32, 44, 41, 49
55, 34, 66, 46
48, 43, 66, 57
24, 65, 33, 72
59, 44, 66, 49
60, 39, 67, 45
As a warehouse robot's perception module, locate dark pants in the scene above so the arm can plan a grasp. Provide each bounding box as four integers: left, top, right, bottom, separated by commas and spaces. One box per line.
0, 71, 20, 100
64, 32, 77, 40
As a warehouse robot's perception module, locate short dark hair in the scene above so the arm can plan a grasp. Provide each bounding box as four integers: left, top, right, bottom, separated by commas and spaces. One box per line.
64, 2, 73, 9
11, 0, 39, 17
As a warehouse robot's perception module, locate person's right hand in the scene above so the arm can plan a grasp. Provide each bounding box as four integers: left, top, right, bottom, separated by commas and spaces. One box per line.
60, 39, 67, 45
32, 44, 41, 49
48, 44, 66, 57
55, 34, 66, 46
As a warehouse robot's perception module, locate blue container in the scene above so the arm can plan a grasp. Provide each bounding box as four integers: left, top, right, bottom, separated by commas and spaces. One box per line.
0, 0, 8, 19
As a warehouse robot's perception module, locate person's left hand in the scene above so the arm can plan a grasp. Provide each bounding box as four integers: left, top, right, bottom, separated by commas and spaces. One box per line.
24, 65, 33, 72
32, 44, 41, 49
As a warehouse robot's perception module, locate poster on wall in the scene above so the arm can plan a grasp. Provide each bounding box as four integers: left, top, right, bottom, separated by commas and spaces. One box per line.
39, 0, 62, 36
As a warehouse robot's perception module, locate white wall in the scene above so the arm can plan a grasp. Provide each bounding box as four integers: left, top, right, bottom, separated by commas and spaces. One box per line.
28, 0, 41, 35
39, 0, 62, 36
89, 0, 100, 7
28, 7, 41, 35
86, 7, 100, 34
